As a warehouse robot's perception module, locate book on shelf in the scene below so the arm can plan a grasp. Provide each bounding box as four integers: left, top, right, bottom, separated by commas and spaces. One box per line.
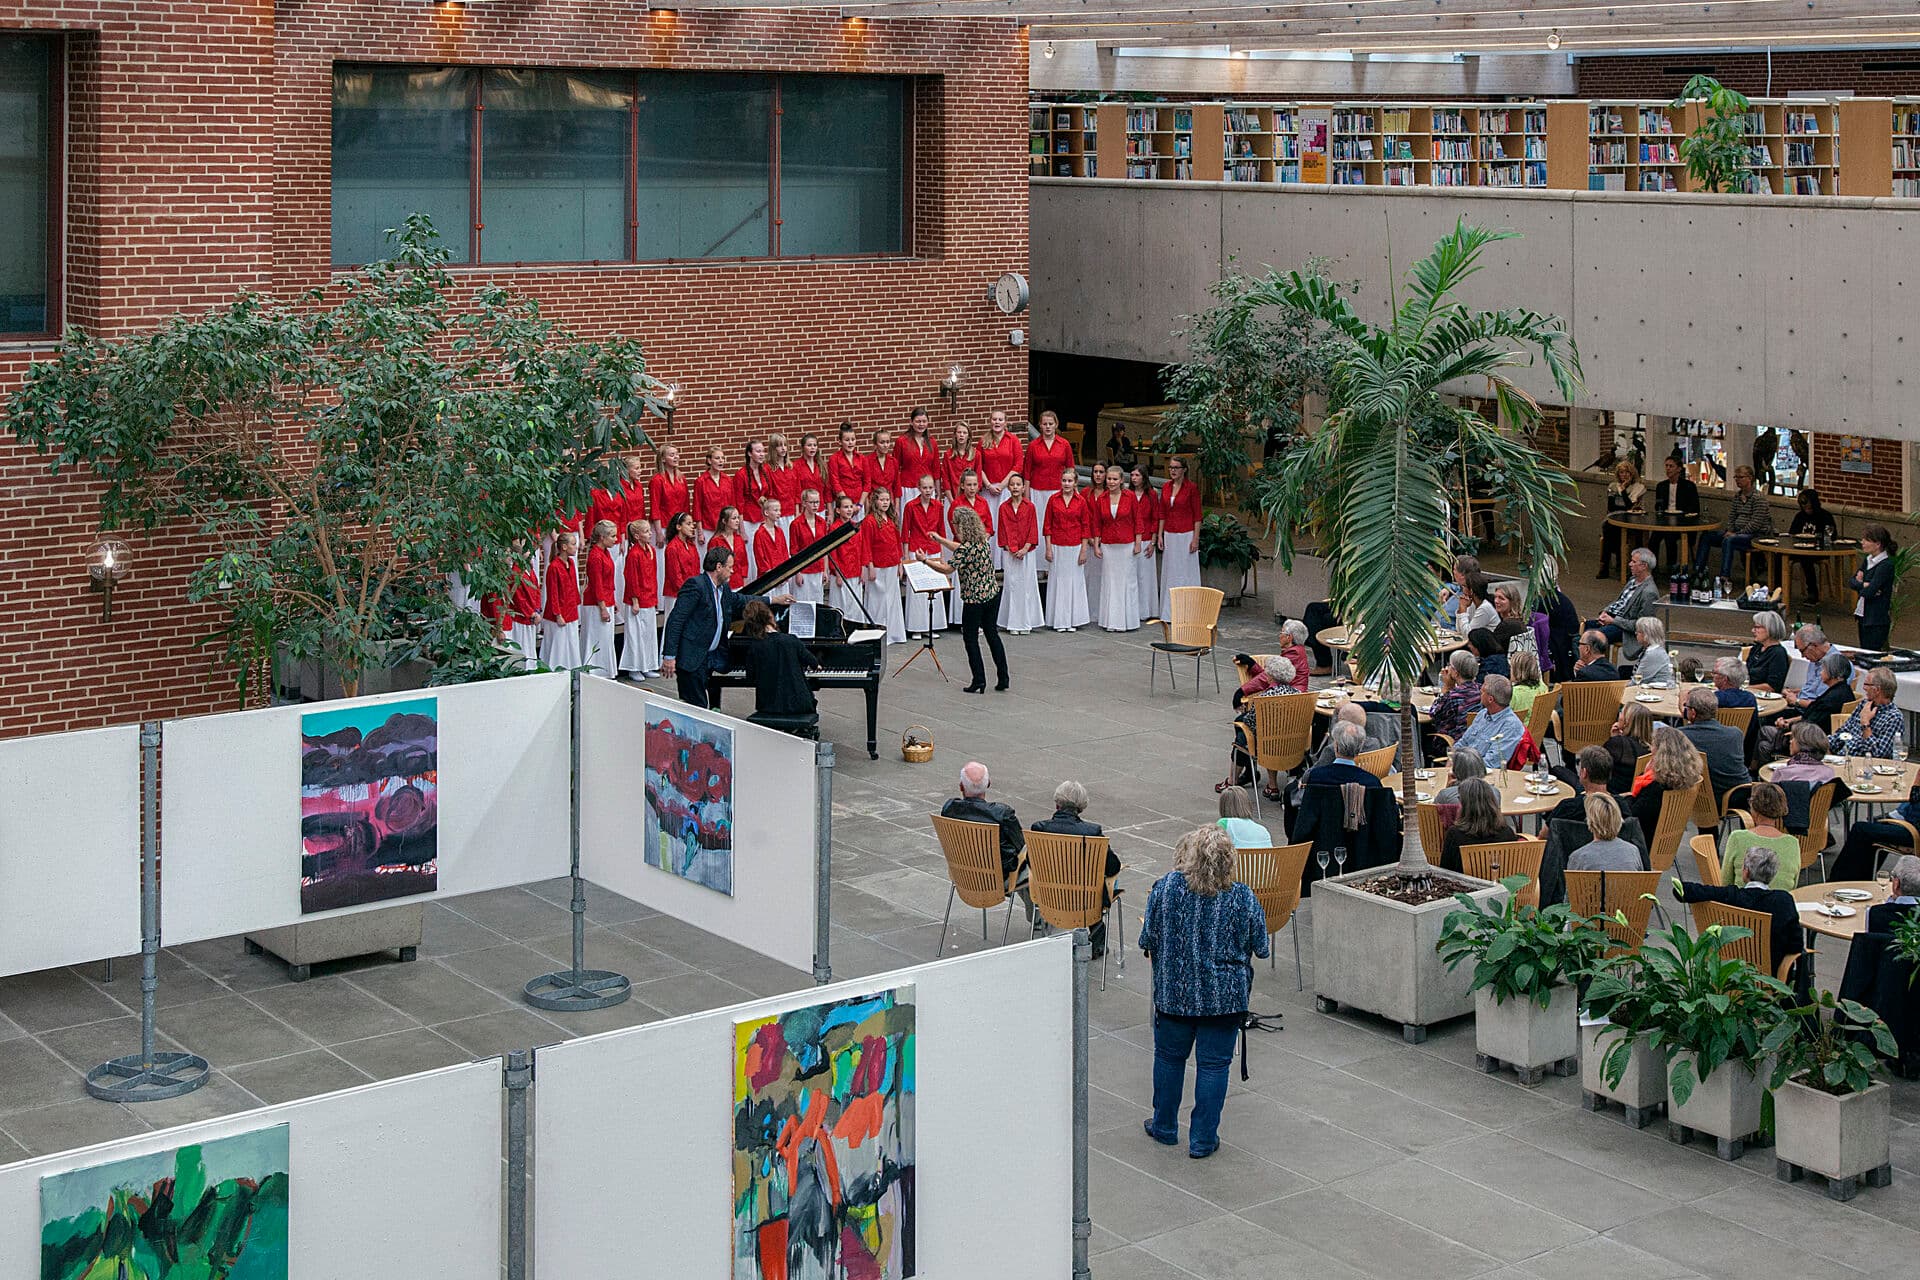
1226, 160, 1263, 182
1786, 141, 1817, 166
1739, 111, 1767, 135
1173, 158, 1192, 179
1589, 172, 1626, 191
1897, 176, 1920, 197
1433, 109, 1467, 133
1895, 140, 1920, 169
1637, 108, 1673, 134
1383, 137, 1414, 159
1637, 171, 1676, 192
1384, 164, 1416, 185
1225, 107, 1264, 132
1523, 109, 1547, 133
1736, 172, 1772, 195
1788, 173, 1822, 194
1277, 137, 1300, 159
1273, 109, 1295, 132
1785, 112, 1820, 135
1480, 137, 1508, 159
1054, 110, 1072, 129
1435, 139, 1473, 161
1332, 165, 1366, 185
1174, 135, 1192, 157
1589, 141, 1627, 165
1126, 161, 1154, 180
1899, 110, 1920, 135
1525, 160, 1547, 185
1381, 109, 1413, 132
1331, 110, 1375, 133
1173, 109, 1193, 131
1276, 161, 1300, 182
1053, 160, 1073, 176
1031, 108, 1049, 129
1484, 163, 1524, 187
1639, 141, 1678, 163
1086, 157, 1096, 178
1589, 109, 1624, 134
1433, 162, 1469, 186
1030, 134, 1047, 155
1126, 108, 1159, 132
1482, 110, 1510, 133
1524, 137, 1547, 160
1744, 144, 1773, 167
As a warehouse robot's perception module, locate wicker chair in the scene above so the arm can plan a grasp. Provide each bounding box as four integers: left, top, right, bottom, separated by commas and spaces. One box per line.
1356, 743, 1398, 778
1147, 586, 1225, 697
1458, 837, 1547, 907
1714, 705, 1756, 738
930, 814, 1026, 957
1564, 869, 1660, 957
1649, 781, 1702, 875
1249, 694, 1320, 820
1523, 686, 1562, 761
1688, 900, 1800, 982
1689, 833, 1723, 886
1025, 829, 1123, 986
1556, 680, 1630, 754
1728, 778, 1840, 878
1415, 801, 1450, 865
1232, 842, 1315, 990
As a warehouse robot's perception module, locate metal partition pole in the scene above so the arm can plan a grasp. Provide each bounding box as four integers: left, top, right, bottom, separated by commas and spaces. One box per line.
86, 722, 210, 1102
813, 740, 835, 985
503, 1049, 533, 1280
1072, 927, 1092, 1280
526, 670, 631, 1011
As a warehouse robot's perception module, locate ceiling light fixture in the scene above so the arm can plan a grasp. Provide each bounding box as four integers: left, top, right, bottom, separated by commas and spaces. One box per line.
1044, 40, 1056, 57
1546, 28, 1562, 49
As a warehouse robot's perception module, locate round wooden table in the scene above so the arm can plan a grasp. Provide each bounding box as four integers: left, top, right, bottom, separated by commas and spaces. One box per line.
1382, 764, 1572, 822
1761, 757, 1920, 808
1312, 685, 1437, 721
1604, 513, 1715, 580
1314, 625, 1467, 676
1617, 681, 1710, 720
1790, 880, 1890, 941
1750, 537, 1860, 615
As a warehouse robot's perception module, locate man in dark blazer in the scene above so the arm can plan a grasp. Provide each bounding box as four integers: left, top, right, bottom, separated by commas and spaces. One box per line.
1648, 454, 1702, 570
1030, 779, 1122, 956
1676, 686, 1752, 800
1674, 843, 1804, 979
941, 760, 1025, 880
661, 545, 790, 708
1571, 630, 1621, 682
1302, 721, 1381, 790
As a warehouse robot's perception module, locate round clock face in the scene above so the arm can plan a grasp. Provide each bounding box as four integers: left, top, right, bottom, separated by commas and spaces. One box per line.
991, 271, 1029, 315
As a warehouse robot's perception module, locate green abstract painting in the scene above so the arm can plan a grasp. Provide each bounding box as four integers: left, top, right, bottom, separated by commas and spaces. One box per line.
40, 1123, 289, 1280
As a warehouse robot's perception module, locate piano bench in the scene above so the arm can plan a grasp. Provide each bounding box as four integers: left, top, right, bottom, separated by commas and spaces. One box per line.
747, 710, 821, 741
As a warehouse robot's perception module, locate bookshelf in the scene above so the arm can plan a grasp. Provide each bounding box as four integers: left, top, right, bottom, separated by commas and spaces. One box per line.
1030, 103, 1099, 179
1890, 98, 1920, 198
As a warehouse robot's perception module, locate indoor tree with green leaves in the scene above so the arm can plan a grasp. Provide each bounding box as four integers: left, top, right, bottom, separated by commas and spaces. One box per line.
1675, 74, 1755, 194
1234, 220, 1583, 872
9, 215, 671, 699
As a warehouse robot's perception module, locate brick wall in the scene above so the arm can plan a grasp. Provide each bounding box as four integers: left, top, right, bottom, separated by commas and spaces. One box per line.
1574, 49, 1920, 99
0, 2, 1028, 738
1811, 432, 1905, 512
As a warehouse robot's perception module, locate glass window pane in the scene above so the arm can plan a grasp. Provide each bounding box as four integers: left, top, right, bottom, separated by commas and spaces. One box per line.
0, 36, 53, 335
332, 67, 472, 265
481, 70, 630, 264
778, 76, 904, 257
635, 73, 770, 260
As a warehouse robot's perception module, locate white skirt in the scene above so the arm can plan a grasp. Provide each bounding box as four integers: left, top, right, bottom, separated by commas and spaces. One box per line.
510, 622, 541, 670
904, 571, 948, 635
1136, 549, 1160, 619
540, 618, 582, 670
985, 489, 1007, 568
866, 573, 908, 644
581, 608, 618, 678
792, 574, 826, 604
830, 576, 864, 621
1160, 533, 1202, 618
1097, 547, 1141, 631
619, 605, 659, 675
999, 548, 1044, 632
448, 571, 481, 614
1045, 546, 1091, 631
1085, 542, 1102, 614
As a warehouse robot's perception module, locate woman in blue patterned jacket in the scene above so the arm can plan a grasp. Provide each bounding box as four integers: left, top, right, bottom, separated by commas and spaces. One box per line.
1138, 826, 1268, 1158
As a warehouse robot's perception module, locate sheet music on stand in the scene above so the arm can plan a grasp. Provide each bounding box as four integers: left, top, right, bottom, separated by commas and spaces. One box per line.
789, 600, 816, 639
904, 560, 952, 594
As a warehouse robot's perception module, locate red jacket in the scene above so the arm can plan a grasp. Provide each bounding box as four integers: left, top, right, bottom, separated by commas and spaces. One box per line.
827, 449, 867, 504
862, 451, 899, 498
1160, 478, 1202, 534
692, 472, 732, 530
997, 498, 1039, 553
584, 545, 617, 607
892, 433, 941, 491
1093, 490, 1139, 545
543, 557, 580, 624
979, 432, 1023, 486
1025, 435, 1076, 491
789, 458, 826, 506
624, 542, 658, 609
649, 470, 689, 529
663, 537, 701, 598
790, 512, 831, 575
902, 497, 946, 555
1132, 488, 1161, 540
1044, 492, 1092, 545
752, 523, 791, 576
942, 447, 983, 495
828, 519, 866, 578
716, 531, 750, 589
510, 566, 543, 626
949, 494, 990, 539
588, 488, 625, 536
733, 464, 773, 518
862, 515, 904, 569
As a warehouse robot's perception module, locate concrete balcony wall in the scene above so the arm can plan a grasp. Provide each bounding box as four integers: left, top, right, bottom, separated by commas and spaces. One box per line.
1031, 179, 1920, 443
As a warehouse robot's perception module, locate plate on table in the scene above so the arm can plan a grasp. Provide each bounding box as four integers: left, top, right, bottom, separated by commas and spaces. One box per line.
1635, 693, 1665, 704
1755, 538, 1780, 546
1316, 699, 1339, 709
1807, 903, 1857, 919
1824, 755, 1846, 765
1417, 686, 1439, 696
1527, 783, 1559, 796
1641, 681, 1672, 689
1416, 791, 1433, 803
1756, 691, 1783, 702
1852, 784, 1885, 796
1414, 769, 1436, 781
1832, 888, 1875, 902
1873, 764, 1903, 776
1793, 541, 1819, 550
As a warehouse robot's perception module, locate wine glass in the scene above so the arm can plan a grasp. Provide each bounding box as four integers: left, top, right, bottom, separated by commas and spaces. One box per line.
1316, 848, 1331, 881
1875, 860, 1894, 898
1334, 845, 1349, 877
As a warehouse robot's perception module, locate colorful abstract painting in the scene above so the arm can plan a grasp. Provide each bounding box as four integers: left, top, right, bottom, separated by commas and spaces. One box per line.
733, 987, 916, 1280
40, 1124, 290, 1280
300, 696, 438, 914
644, 705, 734, 895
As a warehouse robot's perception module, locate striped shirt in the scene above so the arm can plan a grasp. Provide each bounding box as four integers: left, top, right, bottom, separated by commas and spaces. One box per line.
1727, 489, 1776, 536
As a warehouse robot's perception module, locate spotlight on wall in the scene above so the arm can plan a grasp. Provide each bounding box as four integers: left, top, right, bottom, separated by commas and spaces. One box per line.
660, 383, 680, 430
1546, 29, 1562, 50
1043, 40, 1056, 58
938, 365, 962, 414
88, 539, 128, 621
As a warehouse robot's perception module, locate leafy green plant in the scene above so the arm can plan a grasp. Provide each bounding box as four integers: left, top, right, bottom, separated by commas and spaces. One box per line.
1581, 921, 1792, 1104
1893, 909, 1920, 978
1887, 535, 1920, 625
1675, 74, 1754, 194
1763, 988, 1898, 1096
1436, 875, 1611, 1007
9, 214, 670, 697
1197, 513, 1261, 573
1221, 219, 1582, 869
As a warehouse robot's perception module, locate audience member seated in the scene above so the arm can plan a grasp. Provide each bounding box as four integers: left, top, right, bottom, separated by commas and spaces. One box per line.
1439, 778, 1520, 874
1275, 621, 1313, 693
1771, 722, 1838, 786
1226, 655, 1297, 796
1674, 845, 1805, 978
1216, 786, 1275, 849
1569, 793, 1643, 871
1630, 616, 1673, 686
1031, 779, 1122, 956
1629, 724, 1706, 834
1830, 783, 1920, 881
1437, 554, 1479, 627
1453, 675, 1525, 769
1490, 582, 1533, 656
1434, 747, 1485, 808
1453, 568, 1498, 633
1427, 649, 1482, 751
1762, 649, 1855, 755
1718, 781, 1800, 889
1507, 650, 1548, 720
1585, 548, 1661, 652
1549, 747, 1616, 824
1468, 628, 1509, 680
1231, 652, 1277, 705
1603, 704, 1656, 793
740, 600, 818, 735
1710, 656, 1757, 708
1766, 623, 1838, 720
1833, 666, 1903, 758
1303, 722, 1381, 790
1744, 612, 1793, 693
1572, 629, 1621, 682
941, 761, 1025, 882
1866, 855, 1920, 935
1678, 686, 1752, 799
1307, 701, 1398, 771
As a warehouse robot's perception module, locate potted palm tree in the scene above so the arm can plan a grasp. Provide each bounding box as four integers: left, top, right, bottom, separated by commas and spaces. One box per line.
1226, 221, 1583, 1041
1764, 989, 1899, 1200
1436, 876, 1610, 1085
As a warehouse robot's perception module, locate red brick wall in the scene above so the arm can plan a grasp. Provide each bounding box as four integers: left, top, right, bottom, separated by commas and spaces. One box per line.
1811, 433, 1905, 512
1575, 49, 1920, 99
0, 3, 1028, 738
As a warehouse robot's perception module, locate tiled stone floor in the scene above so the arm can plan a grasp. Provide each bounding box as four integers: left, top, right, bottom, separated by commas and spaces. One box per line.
3, 578, 1918, 1279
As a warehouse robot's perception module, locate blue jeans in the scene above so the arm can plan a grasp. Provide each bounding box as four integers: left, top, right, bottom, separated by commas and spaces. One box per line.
1148, 1010, 1241, 1154
1693, 530, 1754, 578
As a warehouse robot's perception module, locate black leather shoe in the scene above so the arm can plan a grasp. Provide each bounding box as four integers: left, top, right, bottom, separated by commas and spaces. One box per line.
994, 680, 1010, 691
963, 683, 985, 694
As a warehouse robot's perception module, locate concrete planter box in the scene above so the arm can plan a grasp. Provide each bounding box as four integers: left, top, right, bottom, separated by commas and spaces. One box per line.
1201, 562, 1249, 603
1774, 1077, 1895, 1201
1581, 1020, 1667, 1127
1667, 1052, 1773, 1161
1473, 984, 1579, 1084
1312, 867, 1501, 1043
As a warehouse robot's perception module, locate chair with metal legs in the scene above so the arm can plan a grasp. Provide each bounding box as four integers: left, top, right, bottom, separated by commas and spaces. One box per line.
1025, 829, 1123, 987
1231, 842, 1315, 990
930, 815, 1026, 957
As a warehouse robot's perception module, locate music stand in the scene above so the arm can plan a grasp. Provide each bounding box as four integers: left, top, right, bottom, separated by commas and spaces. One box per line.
895, 561, 952, 680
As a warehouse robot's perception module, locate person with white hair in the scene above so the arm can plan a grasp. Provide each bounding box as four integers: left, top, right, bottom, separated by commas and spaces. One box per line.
1427, 649, 1482, 748
1710, 656, 1756, 708
1866, 854, 1920, 934
1302, 720, 1382, 789
1630, 615, 1673, 686
1674, 845, 1805, 977
1276, 620, 1313, 693
1586, 547, 1660, 655
1227, 655, 1298, 797
938, 761, 1025, 880
1030, 780, 1123, 956
1452, 674, 1525, 769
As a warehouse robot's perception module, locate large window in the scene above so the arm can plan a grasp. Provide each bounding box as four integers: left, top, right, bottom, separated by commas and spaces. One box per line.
0, 35, 60, 340
331, 66, 911, 266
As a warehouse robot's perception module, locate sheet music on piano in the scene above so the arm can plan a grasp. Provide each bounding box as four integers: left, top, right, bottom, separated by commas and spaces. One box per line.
789, 600, 816, 640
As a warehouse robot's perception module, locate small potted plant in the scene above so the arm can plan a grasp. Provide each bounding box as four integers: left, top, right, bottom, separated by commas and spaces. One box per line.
1197, 513, 1261, 602
1578, 944, 1671, 1129
1764, 990, 1899, 1200
1436, 876, 1610, 1085
1589, 922, 1791, 1160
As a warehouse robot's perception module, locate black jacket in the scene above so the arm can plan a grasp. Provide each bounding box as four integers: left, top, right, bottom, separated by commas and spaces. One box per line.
1676, 880, 1804, 974
1302, 761, 1383, 790
1745, 641, 1792, 693
1653, 477, 1701, 518
1866, 900, 1917, 936
1030, 809, 1122, 879
1798, 681, 1855, 731
1603, 734, 1647, 793
1546, 590, 1581, 681
661, 573, 768, 674
745, 630, 817, 716
1289, 784, 1402, 895
1853, 556, 1896, 632
1573, 659, 1621, 682
940, 795, 1025, 876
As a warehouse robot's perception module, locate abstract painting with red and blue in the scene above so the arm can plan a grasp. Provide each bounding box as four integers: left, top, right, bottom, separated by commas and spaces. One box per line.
300, 697, 438, 914
644, 704, 734, 895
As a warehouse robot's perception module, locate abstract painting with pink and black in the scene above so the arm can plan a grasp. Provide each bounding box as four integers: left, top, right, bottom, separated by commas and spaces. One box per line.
299, 697, 439, 914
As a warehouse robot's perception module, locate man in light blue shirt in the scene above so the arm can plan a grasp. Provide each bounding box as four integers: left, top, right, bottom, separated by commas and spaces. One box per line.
1452, 675, 1526, 769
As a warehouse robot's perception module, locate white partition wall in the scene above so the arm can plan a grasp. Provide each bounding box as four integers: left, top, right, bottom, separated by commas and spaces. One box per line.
160, 674, 571, 946
0, 1060, 503, 1278
0, 725, 141, 977
533, 937, 1075, 1279
578, 678, 820, 972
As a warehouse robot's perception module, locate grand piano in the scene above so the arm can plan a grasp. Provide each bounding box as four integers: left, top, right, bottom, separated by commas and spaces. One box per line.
706, 521, 886, 758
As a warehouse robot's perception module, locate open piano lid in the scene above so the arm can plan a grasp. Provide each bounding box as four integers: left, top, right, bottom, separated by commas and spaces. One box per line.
739, 522, 877, 627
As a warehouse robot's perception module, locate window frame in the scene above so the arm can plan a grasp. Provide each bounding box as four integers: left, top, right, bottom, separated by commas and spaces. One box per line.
332, 64, 916, 270
1, 33, 65, 344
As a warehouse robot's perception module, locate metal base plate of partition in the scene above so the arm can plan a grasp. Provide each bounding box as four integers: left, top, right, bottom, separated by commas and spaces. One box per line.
85, 1051, 210, 1102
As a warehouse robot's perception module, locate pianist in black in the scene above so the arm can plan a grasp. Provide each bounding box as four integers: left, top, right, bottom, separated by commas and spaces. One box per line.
661, 544, 791, 708
739, 600, 819, 736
